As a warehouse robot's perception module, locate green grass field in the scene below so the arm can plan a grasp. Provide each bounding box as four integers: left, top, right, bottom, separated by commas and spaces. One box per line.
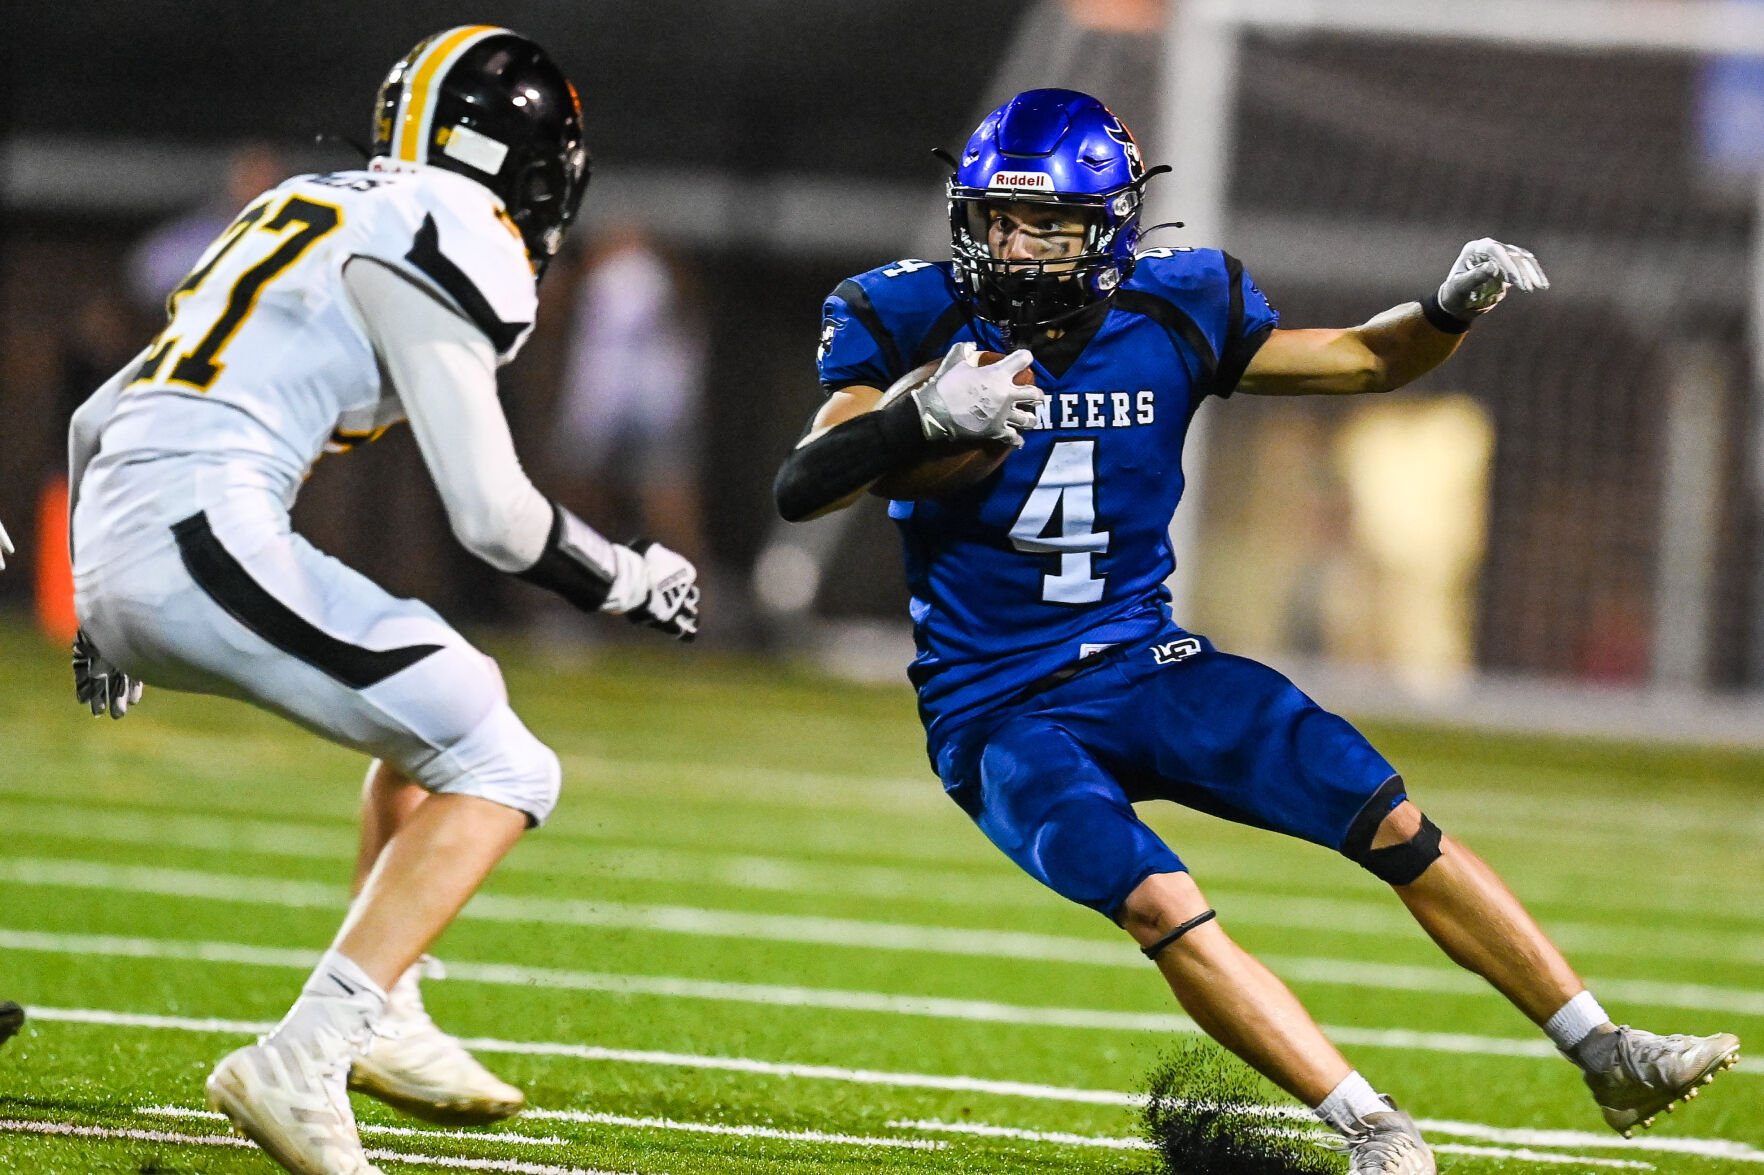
0, 617, 1757, 1173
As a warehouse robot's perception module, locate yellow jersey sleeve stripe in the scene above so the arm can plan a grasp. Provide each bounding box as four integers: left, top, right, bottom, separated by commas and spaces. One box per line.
394, 24, 505, 163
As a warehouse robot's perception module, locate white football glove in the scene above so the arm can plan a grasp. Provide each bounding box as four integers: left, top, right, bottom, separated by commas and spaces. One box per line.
73, 628, 144, 719
602, 540, 699, 642
1437, 237, 1549, 321
0, 520, 12, 570
911, 343, 1045, 448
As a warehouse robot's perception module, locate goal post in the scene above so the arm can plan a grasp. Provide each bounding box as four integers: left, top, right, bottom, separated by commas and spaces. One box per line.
1158, 0, 1764, 729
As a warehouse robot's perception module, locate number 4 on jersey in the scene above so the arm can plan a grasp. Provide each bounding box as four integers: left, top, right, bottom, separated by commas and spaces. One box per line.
1009, 440, 1110, 604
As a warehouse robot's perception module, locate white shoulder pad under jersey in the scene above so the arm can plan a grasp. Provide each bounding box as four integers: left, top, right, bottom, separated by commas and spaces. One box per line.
101, 163, 538, 496
350, 159, 538, 365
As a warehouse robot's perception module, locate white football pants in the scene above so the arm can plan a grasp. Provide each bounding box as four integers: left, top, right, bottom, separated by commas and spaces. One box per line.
72, 459, 561, 824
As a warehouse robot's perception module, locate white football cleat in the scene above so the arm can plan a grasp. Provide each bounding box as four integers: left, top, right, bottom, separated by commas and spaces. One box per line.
348, 959, 524, 1125
207, 1037, 383, 1175
1582, 1026, 1742, 1137
1335, 1097, 1435, 1175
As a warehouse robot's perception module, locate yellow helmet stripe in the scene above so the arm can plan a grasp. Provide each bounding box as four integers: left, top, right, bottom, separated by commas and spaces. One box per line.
394, 24, 505, 163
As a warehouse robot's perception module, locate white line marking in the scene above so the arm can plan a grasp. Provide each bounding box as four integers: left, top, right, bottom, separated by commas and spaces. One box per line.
0, 800, 1044, 907
1418, 1117, 1764, 1165
1430, 1144, 1652, 1169
8, 928, 1760, 1077
521, 1109, 945, 1150
8, 856, 1763, 1016
0, 1118, 632, 1174
890, 1117, 1151, 1150
142, 1104, 571, 1147
14, 795, 1764, 966
887, 1118, 1659, 1168
141, 1105, 944, 1153
31, 1006, 1143, 1106
25, 1004, 1761, 1164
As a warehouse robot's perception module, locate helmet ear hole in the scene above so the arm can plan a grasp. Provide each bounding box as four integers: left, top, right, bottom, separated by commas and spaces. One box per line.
373, 28, 587, 277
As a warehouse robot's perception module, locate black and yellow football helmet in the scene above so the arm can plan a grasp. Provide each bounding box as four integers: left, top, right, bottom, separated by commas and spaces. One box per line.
372, 26, 590, 272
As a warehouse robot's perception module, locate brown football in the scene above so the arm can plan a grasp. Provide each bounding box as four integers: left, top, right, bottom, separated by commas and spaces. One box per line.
869, 352, 1030, 500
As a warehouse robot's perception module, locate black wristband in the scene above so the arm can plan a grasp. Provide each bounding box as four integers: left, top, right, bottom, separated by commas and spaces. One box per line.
1422, 294, 1474, 335
774, 394, 932, 522
514, 501, 617, 612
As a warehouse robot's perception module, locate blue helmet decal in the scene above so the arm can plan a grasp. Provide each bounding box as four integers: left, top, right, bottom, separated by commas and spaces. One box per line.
946, 89, 1162, 335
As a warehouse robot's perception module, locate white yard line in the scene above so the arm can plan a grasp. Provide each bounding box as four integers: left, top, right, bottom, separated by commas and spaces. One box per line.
143, 1105, 571, 1147
7, 856, 1763, 1015
8, 927, 1760, 1075
1432, 1143, 1654, 1169
521, 1109, 944, 1150
889, 1117, 1154, 1150
0, 1118, 632, 1174
1418, 1117, 1764, 1165
142, 1105, 945, 1152
0, 802, 1045, 907
13, 795, 1764, 953
887, 1118, 1660, 1169
0, 926, 1574, 1058
22, 1003, 1763, 1164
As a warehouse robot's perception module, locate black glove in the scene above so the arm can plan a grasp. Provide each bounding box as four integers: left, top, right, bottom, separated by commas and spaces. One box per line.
73, 628, 145, 719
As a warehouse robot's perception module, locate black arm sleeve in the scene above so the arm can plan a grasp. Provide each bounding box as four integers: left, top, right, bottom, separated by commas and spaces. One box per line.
514, 501, 619, 611
773, 394, 933, 522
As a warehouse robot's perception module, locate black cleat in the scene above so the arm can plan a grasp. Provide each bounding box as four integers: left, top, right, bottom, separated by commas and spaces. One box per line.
0, 1002, 24, 1049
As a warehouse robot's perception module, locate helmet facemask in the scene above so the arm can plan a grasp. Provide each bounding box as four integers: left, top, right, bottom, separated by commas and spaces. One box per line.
949, 183, 1143, 335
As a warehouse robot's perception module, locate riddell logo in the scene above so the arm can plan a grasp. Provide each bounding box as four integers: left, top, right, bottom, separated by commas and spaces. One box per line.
988, 171, 1054, 191
1151, 638, 1203, 666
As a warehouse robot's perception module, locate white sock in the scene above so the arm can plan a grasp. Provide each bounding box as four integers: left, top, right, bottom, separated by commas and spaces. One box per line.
266, 950, 387, 1051
385, 955, 438, 1018
1544, 991, 1611, 1052
1313, 1071, 1387, 1134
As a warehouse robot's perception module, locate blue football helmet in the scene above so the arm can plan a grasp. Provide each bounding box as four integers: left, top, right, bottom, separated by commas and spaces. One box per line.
948, 89, 1162, 334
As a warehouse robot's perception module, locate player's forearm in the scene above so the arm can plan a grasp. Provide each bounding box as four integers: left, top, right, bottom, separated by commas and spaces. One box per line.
773, 395, 931, 522
345, 257, 552, 570
1348, 301, 1467, 394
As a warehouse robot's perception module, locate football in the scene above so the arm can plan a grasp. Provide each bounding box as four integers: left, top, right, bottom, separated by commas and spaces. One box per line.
869, 351, 1031, 500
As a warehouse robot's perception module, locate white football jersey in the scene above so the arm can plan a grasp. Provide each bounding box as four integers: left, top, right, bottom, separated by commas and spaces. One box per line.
96, 160, 536, 497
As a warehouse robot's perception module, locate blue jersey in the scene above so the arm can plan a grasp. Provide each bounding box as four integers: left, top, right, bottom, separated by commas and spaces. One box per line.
815, 250, 1277, 755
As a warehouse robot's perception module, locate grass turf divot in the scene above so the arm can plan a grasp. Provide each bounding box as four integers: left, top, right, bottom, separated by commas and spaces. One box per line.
1140, 1045, 1337, 1175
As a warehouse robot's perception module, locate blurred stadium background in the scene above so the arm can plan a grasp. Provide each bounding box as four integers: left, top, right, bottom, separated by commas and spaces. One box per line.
7, 0, 1764, 746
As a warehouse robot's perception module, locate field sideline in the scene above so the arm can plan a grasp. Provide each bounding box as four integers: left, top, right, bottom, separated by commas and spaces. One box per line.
0, 617, 1758, 1173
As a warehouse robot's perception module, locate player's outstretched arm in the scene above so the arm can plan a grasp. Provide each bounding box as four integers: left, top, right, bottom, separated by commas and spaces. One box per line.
342, 258, 699, 640
774, 344, 1042, 522
1237, 238, 1547, 397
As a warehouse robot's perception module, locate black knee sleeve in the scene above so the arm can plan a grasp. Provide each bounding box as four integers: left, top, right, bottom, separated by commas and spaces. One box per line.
1351, 814, 1444, 885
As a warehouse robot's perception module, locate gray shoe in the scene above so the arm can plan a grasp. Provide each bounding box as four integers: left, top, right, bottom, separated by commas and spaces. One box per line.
1582, 1026, 1741, 1137
1336, 1097, 1436, 1175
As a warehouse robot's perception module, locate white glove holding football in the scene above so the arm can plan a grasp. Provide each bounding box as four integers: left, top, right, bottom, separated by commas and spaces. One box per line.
911, 343, 1045, 448
601, 540, 699, 641
1437, 238, 1549, 320
0, 520, 12, 570
73, 629, 145, 719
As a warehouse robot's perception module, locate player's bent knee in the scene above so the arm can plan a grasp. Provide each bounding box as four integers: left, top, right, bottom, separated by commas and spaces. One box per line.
411, 705, 563, 827
1346, 808, 1444, 886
